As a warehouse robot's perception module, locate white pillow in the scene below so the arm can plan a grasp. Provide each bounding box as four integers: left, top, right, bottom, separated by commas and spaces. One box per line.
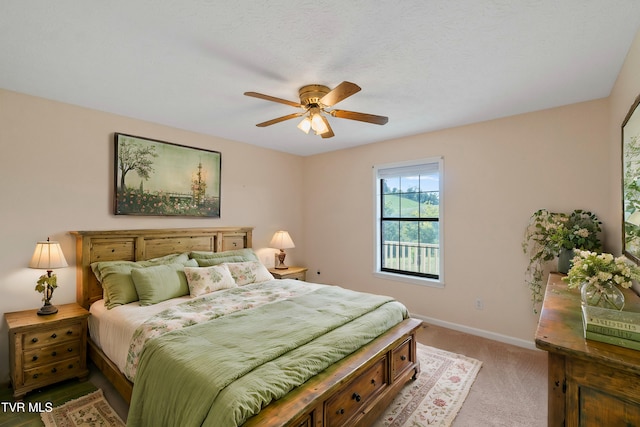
183, 264, 236, 297
226, 261, 274, 285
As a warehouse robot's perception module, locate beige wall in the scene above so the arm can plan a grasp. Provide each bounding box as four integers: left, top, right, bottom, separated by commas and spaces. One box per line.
0, 89, 305, 382
302, 99, 611, 346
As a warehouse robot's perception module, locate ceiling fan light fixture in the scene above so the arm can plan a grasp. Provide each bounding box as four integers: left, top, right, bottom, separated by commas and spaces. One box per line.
245, 81, 388, 138
297, 116, 311, 134
310, 111, 328, 135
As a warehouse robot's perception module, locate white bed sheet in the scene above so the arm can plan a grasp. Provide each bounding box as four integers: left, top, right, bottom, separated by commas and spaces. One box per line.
89, 296, 193, 375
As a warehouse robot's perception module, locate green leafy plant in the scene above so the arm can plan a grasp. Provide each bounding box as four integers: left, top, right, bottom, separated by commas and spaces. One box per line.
522, 209, 602, 312
35, 273, 57, 302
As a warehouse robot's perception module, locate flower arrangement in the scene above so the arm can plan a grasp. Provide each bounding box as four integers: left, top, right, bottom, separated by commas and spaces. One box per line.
563, 251, 640, 310
563, 251, 640, 290
522, 209, 602, 311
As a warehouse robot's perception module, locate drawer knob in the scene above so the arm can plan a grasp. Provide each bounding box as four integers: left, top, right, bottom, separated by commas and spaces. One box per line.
51, 333, 57, 339
32, 355, 38, 361
67, 348, 73, 352
51, 368, 57, 373
400, 355, 407, 361
31, 337, 38, 343
352, 392, 361, 402
51, 351, 57, 357
68, 364, 74, 369
336, 409, 344, 415
371, 379, 376, 386
32, 374, 38, 379
66, 330, 73, 335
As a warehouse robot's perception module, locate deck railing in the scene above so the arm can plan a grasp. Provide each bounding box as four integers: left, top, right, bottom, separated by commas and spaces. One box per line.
382, 241, 440, 275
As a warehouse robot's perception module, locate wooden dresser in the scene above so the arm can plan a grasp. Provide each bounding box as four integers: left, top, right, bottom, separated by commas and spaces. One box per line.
5, 303, 89, 399
535, 273, 640, 426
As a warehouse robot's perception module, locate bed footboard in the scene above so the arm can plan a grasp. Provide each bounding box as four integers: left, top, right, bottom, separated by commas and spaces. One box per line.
243, 317, 422, 427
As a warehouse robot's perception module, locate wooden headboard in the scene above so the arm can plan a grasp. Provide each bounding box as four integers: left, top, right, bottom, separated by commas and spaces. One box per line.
70, 227, 253, 309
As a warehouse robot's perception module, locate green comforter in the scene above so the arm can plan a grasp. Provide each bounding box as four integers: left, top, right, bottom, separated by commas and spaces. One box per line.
126, 283, 408, 427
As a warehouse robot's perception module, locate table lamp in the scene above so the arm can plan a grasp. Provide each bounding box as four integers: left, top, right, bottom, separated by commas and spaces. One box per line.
269, 231, 295, 269
29, 238, 68, 315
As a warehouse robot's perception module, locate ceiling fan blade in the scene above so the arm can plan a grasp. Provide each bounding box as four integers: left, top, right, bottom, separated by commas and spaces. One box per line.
256, 112, 305, 127
330, 109, 389, 125
319, 116, 334, 138
244, 91, 302, 108
319, 81, 361, 107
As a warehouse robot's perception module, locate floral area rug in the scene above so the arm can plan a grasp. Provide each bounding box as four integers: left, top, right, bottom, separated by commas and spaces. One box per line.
374, 343, 482, 427
41, 389, 124, 427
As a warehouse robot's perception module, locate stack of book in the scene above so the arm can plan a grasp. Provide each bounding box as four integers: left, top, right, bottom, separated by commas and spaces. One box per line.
582, 304, 640, 350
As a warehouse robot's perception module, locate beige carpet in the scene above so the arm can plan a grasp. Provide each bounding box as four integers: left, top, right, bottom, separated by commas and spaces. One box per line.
41, 389, 125, 427
374, 343, 482, 427
419, 323, 548, 426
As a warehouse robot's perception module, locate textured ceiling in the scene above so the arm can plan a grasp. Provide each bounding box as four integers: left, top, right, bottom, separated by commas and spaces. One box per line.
2, 1, 640, 156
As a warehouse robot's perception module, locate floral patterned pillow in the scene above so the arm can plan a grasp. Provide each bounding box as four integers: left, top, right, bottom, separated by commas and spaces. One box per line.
226, 261, 274, 285
183, 264, 236, 297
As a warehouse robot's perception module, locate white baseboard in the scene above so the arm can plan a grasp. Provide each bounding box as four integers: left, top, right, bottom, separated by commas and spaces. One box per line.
412, 313, 539, 351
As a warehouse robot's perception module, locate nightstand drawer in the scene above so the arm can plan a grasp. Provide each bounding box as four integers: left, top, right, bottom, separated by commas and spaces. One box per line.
22, 323, 83, 349
23, 341, 83, 368
282, 271, 306, 280
23, 357, 82, 387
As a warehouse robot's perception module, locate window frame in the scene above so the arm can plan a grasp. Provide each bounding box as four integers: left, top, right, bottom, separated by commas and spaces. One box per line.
373, 157, 444, 287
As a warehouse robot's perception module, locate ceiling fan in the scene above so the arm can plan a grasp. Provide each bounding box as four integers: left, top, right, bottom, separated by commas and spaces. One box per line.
244, 81, 388, 138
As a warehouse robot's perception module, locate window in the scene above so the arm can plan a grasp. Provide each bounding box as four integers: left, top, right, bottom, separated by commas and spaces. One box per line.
374, 157, 443, 285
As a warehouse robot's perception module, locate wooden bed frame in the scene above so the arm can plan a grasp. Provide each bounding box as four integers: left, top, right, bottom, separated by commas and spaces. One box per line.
72, 227, 421, 427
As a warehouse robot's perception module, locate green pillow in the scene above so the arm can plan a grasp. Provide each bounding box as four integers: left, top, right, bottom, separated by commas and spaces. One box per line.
91, 253, 193, 309
190, 248, 258, 267
91, 260, 142, 283
131, 261, 195, 305
91, 262, 144, 309
146, 252, 190, 266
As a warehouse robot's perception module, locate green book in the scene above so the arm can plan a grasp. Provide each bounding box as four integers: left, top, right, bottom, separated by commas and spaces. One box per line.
581, 305, 640, 333
585, 323, 640, 342
584, 330, 640, 351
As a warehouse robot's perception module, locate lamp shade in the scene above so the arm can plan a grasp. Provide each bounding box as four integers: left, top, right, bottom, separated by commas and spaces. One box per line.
29, 239, 68, 270
269, 231, 295, 250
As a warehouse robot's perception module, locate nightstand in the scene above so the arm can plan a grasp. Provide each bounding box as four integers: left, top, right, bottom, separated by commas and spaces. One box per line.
269, 266, 308, 281
5, 303, 89, 399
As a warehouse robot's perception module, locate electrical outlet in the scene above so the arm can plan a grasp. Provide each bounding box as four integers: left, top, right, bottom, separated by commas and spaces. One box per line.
475, 298, 484, 310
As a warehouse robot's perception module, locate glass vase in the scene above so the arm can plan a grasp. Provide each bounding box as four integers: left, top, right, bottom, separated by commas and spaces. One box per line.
580, 281, 625, 311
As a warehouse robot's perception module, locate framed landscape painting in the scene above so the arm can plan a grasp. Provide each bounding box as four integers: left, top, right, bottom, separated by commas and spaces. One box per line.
114, 133, 221, 217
